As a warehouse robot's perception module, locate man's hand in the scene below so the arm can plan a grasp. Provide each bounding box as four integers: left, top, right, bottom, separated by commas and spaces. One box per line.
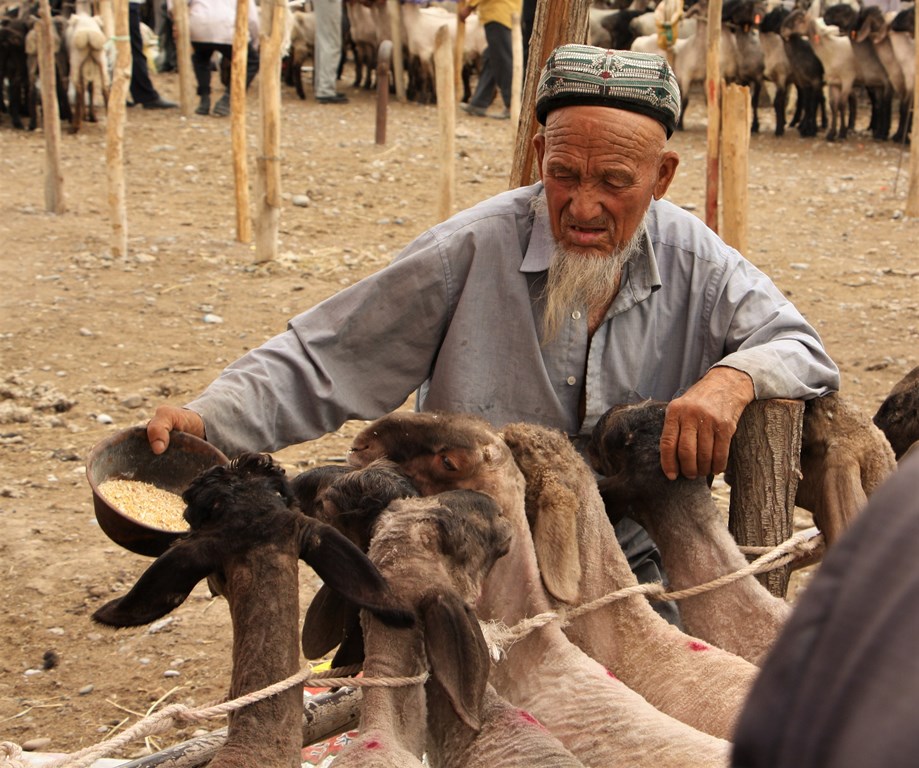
660, 367, 755, 480
147, 406, 206, 455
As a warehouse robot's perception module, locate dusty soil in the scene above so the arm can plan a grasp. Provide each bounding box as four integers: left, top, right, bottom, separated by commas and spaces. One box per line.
1, 64, 917, 762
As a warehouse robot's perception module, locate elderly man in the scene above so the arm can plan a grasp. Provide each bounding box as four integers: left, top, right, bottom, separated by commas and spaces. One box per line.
146, 45, 838, 601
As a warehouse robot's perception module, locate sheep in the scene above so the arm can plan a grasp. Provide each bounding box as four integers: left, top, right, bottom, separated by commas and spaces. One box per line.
794, 392, 897, 546
873, 365, 919, 461
91, 453, 413, 768
310, 482, 587, 768
499, 419, 758, 741
588, 401, 792, 665
782, 9, 856, 141
348, 411, 733, 766
64, 10, 109, 133
0, 15, 30, 129
286, 9, 314, 100
346, 0, 380, 91
772, 4, 826, 137
759, 5, 793, 135
888, 5, 914, 144
24, 15, 72, 131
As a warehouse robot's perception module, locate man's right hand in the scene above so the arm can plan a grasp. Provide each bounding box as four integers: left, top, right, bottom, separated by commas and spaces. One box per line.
147, 406, 206, 455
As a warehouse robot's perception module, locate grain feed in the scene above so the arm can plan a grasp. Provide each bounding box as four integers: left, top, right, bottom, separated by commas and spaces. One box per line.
98, 479, 190, 531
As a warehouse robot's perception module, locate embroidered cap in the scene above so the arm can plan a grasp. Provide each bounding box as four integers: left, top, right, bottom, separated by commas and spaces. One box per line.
535, 44, 681, 137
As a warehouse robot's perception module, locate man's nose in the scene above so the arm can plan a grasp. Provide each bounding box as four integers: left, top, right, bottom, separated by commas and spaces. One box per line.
567, 184, 604, 223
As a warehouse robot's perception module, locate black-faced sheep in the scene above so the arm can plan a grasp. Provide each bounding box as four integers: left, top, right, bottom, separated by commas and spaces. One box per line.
873, 365, 919, 461
0, 16, 30, 129
348, 412, 733, 766
589, 401, 791, 665
92, 453, 413, 768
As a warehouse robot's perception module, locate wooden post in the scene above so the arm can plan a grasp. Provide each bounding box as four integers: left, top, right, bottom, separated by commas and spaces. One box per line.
510, 10, 522, 144
387, 0, 405, 102
253, 0, 286, 262
105, 0, 131, 257
508, 0, 591, 189
720, 83, 750, 254
97, 0, 115, 37
172, 0, 195, 117
454, 0, 466, 103
230, 0, 252, 243
434, 24, 455, 221
704, 0, 722, 232
37, 0, 64, 213
726, 398, 804, 598
906, 6, 919, 217
376, 39, 392, 145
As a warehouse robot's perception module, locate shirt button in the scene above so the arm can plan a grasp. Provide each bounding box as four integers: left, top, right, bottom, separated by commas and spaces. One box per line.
566, 376, 577, 385
571, 310, 581, 320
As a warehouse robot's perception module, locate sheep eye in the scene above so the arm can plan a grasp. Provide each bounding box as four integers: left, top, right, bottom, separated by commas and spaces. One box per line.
441, 455, 458, 472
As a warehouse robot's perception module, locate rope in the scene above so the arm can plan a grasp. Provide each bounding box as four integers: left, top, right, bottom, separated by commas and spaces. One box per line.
7, 665, 427, 768
481, 527, 824, 652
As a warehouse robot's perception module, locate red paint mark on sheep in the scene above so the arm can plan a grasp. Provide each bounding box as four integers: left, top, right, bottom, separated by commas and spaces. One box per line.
516, 709, 545, 729
688, 640, 710, 652
605, 668, 619, 681
364, 739, 383, 750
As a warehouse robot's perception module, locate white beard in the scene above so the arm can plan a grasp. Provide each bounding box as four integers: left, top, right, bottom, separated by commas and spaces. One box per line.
531, 194, 647, 343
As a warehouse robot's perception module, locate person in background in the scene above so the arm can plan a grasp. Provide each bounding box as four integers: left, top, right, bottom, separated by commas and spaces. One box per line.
460, 0, 521, 119
129, 0, 177, 109
313, 0, 347, 103
166, 0, 260, 116
143, 46, 839, 621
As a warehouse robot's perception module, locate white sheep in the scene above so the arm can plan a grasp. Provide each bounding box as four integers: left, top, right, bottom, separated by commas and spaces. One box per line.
64, 10, 109, 133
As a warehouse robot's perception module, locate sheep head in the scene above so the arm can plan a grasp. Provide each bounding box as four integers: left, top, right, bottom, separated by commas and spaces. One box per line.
92, 453, 414, 631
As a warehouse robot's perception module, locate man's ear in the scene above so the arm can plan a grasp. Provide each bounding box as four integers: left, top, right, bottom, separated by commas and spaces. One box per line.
653, 150, 680, 200
532, 131, 546, 181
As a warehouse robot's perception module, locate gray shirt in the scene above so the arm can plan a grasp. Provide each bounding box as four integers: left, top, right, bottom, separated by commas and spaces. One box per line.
188, 183, 839, 457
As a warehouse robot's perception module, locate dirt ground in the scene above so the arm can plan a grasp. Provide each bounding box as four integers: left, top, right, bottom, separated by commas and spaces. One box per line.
1, 62, 917, 762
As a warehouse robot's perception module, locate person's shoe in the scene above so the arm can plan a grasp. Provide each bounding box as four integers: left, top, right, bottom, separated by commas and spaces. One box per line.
317, 92, 348, 104
490, 107, 511, 120
461, 102, 487, 117
212, 93, 230, 116
195, 95, 211, 115
142, 97, 178, 110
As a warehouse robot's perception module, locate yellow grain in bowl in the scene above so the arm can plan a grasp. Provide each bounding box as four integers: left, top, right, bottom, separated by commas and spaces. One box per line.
97, 479, 190, 532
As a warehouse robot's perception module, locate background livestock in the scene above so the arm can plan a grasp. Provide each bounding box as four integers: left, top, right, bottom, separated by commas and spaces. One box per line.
0, 49, 917, 761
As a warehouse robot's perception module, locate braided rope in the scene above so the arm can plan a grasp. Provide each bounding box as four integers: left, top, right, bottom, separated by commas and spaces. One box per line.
481, 527, 824, 651
16, 664, 427, 768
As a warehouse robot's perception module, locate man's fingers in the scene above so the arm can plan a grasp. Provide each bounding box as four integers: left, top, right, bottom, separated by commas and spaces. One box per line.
659, 411, 683, 480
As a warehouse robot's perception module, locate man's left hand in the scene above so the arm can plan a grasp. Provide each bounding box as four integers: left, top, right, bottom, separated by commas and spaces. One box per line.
659, 367, 755, 480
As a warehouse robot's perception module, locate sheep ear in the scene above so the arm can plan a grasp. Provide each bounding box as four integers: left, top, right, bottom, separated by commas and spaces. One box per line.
298, 519, 414, 629
811, 460, 868, 547
420, 592, 487, 732
302, 583, 350, 659
529, 475, 582, 604
330, 608, 365, 669
92, 540, 219, 627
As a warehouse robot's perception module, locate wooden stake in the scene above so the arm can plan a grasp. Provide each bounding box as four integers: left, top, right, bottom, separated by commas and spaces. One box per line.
37, 0, 64, 214
510, 10, 522, 146
508, 0, 591, 189
906, 6, 919, 217
387, 0, 405, 102
727, 399, 804, 598
720, 83, 750, 254
105, 0, 131, 257
434, 24, 455, 221
375, 39, 392, 145
704, 0, 722, 232
253, 0, 286, 262
230, 0, 252, 243
172, 0, 195, 117
454, 0, 466, 103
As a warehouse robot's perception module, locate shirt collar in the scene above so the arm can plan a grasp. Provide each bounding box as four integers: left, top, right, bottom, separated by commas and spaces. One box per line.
521, 193, 663, 302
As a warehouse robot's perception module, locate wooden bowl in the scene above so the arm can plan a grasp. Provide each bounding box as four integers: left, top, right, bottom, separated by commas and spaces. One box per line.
86, 426, 228, 557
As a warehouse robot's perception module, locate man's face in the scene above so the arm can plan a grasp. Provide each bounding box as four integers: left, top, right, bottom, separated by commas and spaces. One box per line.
533, 105, 678, 259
